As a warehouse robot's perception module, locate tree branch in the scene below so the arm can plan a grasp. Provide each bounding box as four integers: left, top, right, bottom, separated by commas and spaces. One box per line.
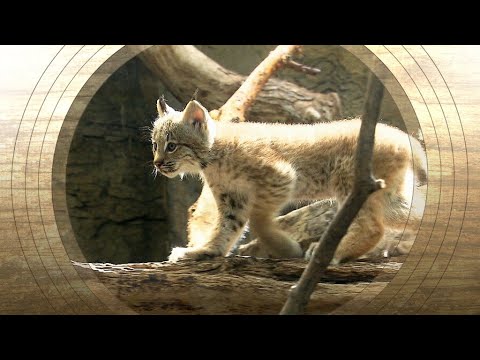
132, 45, 341, 124
215, 45, 301, 122
285, 59, 322, 75
280, 74, 385, 315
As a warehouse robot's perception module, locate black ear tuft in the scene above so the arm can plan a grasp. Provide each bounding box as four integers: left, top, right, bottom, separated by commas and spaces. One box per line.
157, 95, 168, 116
191, 88, 199, 102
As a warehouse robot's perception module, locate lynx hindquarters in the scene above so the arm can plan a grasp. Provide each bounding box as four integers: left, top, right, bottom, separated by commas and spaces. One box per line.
330, 191, 386, 263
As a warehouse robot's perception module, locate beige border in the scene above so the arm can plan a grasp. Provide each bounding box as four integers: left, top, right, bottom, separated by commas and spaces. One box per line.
0, 45, 476, 314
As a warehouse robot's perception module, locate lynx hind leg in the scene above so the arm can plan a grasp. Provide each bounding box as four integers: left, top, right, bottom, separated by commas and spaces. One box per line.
240, 201, 302, 259
359, 229, 413, 260
239, 163, 303, 259
332, 191, 386, 264
240, 214, 303, 258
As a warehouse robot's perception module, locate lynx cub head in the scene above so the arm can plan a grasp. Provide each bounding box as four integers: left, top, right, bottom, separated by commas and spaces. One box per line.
151, 98, 216, 178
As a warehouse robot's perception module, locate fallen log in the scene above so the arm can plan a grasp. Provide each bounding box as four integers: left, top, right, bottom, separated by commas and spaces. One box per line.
73, 258, 401, 314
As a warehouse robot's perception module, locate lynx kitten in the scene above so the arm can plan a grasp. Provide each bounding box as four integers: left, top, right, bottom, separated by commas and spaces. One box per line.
151, 99, 427, 264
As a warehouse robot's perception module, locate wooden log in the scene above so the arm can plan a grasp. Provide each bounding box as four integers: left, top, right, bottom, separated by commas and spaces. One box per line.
72, 258, 401, 314
134, 45, 341, 123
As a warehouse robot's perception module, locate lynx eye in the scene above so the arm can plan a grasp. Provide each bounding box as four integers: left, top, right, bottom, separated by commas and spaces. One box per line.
166, 142, 177, 152
152, 142, 157, 152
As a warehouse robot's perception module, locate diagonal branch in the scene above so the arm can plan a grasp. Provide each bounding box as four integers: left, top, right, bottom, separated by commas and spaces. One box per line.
214, 45, 302, 122
280, 74, 386, 315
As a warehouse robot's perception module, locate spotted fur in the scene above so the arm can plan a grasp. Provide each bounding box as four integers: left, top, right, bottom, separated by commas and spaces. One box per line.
151, 100, 427, 263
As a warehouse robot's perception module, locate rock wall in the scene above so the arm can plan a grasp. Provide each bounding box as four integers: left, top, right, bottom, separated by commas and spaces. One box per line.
66, 57, 201, 263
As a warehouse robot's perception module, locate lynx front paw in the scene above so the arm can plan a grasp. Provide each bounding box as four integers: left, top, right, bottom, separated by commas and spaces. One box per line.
237, 240, 272, 258
168, 246, 222, 263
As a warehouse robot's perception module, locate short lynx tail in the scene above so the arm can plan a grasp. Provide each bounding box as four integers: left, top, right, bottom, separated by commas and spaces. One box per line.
383, 134, 427, 230
410, 135, 428, 186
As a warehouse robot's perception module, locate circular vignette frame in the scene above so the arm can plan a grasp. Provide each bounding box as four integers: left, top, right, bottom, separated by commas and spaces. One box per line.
2, 45, 475, 314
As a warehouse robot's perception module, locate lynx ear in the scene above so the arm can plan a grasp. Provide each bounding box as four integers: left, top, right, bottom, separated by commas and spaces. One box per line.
156, 96, 173, 117
182, 100, 209, 132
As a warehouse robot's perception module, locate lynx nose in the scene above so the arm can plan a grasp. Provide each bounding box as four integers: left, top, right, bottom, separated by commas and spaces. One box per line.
154, 160, 163, 168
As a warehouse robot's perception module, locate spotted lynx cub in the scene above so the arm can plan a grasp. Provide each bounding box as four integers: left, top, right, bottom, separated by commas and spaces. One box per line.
151, 98, 427, 264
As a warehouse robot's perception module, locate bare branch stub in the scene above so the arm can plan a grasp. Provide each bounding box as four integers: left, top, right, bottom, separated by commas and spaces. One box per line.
280, 74, 385, 315
285, 58, 321, 75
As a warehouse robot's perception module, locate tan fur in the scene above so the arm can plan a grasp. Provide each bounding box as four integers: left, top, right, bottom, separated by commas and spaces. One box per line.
151, 100, 427, 263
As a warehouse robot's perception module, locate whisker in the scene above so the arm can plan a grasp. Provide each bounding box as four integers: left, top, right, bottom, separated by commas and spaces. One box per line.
138, 125, 154, 143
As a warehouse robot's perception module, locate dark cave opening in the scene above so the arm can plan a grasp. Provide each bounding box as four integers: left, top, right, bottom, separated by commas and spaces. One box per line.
66, 57, 201, 263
